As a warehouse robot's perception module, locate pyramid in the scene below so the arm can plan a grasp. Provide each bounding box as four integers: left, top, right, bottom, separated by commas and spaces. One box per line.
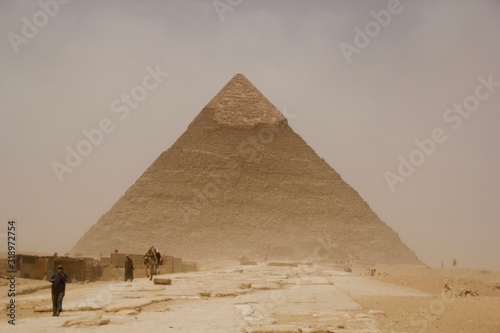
71, 74, 422, 265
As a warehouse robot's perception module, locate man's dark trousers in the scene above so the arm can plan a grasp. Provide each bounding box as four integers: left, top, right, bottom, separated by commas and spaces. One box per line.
52, 291, 64, 316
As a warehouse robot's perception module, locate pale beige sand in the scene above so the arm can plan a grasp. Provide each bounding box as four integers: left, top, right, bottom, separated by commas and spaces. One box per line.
1, 262, 498, 332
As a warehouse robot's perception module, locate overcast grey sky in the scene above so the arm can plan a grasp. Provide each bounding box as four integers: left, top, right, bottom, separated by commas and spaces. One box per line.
1, 0, 499, 269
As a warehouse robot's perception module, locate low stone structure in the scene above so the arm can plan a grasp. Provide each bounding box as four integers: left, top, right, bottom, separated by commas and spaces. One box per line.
0, 252, 191, 282
0, 253, 100, 282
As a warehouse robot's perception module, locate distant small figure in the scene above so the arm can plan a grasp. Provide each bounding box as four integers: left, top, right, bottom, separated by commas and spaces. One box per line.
124, 255, 135, 282
452, 259, 457, 267
441, 262, 444, 268
49, 265, 67, 317
155, 248, 162, 265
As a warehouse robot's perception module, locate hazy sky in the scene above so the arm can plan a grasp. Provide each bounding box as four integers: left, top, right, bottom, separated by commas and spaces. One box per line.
1, 0, 499, 269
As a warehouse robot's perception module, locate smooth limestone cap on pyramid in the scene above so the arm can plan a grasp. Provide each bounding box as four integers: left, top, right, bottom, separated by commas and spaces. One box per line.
71, 74, 423, 265
206, 74, 286, 126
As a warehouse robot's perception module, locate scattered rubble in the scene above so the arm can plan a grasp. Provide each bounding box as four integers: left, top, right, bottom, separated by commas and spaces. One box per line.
153, 278, 171, 285
62, 312, 110, 327
443, 281, 479, 297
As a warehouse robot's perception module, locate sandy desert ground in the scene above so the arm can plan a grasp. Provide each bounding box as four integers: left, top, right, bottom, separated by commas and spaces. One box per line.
1, 261, 499, 333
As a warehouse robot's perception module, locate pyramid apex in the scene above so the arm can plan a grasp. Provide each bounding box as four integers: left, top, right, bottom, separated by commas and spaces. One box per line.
231, 73, 247, 79
205, 74, 286, 127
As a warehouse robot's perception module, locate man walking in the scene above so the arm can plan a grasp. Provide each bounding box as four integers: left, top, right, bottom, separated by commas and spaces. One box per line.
49, 265, 67, 317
